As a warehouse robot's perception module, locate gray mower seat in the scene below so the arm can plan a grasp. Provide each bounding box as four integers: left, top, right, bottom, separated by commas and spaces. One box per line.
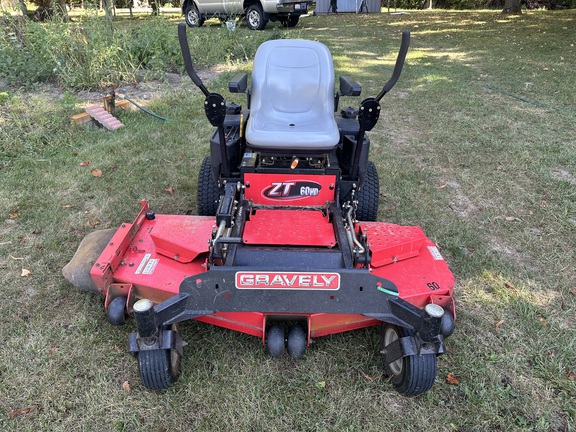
245, 39, 340, 151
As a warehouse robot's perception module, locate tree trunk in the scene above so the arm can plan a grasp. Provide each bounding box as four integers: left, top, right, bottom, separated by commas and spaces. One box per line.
502, 0, 522, 13
102, 0, 113, 19
55, 0, 70, 20
20, 0, 28, 16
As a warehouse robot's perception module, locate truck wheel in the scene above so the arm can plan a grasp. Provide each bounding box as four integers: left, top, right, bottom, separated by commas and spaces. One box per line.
281, 15, 299, 27
381, 324, 437, 396
245, 4, 268, 30
184, 3, 204, 27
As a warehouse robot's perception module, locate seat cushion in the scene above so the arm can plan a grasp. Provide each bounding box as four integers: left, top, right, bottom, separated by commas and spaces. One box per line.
246, 39, 340, 151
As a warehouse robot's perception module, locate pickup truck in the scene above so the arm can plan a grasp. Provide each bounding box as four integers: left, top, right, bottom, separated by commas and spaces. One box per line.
182, 0, 315, 30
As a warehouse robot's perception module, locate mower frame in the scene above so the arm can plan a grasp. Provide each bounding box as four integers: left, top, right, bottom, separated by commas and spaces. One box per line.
64, 23, 456, 396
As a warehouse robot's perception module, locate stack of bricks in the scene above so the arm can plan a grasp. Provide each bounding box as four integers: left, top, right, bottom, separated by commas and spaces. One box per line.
85, 105, 125, 131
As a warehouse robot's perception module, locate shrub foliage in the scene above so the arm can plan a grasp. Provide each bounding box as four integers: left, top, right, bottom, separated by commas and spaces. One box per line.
0, 13, 285, 89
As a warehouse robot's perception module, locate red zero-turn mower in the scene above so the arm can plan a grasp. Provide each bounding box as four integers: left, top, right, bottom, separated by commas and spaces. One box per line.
63, 23, 455, 396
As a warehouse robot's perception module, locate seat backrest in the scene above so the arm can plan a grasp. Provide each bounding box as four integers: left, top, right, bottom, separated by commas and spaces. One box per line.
246, 39, 340, 151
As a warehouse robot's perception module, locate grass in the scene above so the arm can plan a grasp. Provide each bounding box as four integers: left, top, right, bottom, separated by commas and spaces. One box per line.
1, 9, 575, 431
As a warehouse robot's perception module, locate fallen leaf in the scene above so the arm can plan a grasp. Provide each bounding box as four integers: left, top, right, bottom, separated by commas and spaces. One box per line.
63, 204, 74, 208
9, 408, 32, 415
446, 372, 460, 385
361, 372, 374, 382
505, 216, 519, 221
569, 288, 576, 296
21, 269, 31, 277
86, 220, 101, 228
122, 381, 132, 392
9, 207, 20, 219
437, 183, 448, 189
79, 161, 90, 167
496, 319, 505, 331
114, 344, 122, 353
10, 255, 24, 260
543, 67, 549, 71
568, 371, 576, 381
166, 186, 175, 195
315, 381, 326, 389
91, 169, 103, 177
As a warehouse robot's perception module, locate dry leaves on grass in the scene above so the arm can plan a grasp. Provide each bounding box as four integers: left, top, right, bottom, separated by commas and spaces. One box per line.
91, 169, 103, 177
79, 161, 90, 166
496, 319, 505, 331
446, 372, 460, 385
9, 207, 20, 219
21, 269, 31, 277
122, 381, 132, 392
9, 408, 32, 416
166, 186, 175, 195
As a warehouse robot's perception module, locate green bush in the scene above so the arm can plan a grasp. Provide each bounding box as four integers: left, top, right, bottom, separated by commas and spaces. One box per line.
0, 13, 290, 90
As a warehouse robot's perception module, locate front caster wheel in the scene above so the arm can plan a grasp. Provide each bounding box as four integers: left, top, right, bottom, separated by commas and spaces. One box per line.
107, 296, 127, 326
138, 348, 181, 390
266, 324, 285, 358
286, 325, 307, 358
381, 324, 437, 396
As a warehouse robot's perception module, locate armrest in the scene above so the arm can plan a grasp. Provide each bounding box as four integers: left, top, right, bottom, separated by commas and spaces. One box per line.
229, 73, 248, 93
339, 76, 362, 97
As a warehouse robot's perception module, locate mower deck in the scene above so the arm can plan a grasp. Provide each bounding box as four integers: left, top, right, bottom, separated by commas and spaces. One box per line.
90, 200, 454, 339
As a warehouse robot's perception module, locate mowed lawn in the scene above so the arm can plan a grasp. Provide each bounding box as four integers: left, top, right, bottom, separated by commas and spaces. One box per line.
0, 9, 575, 431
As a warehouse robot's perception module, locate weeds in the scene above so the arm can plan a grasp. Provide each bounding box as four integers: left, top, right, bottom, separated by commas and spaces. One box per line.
0, 12, 291, 89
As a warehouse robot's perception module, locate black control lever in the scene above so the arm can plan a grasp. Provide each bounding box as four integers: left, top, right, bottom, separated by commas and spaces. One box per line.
351, 31, 410, 180
178, 22, 230, 177
178, 22, 210, 97
375, 30, 410, 102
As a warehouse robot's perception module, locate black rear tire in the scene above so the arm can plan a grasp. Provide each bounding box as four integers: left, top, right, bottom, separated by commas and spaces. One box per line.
197, 157, 221, 216
138, 348, 181, 390
381, 324, 437, 396
356, 161, 379, 221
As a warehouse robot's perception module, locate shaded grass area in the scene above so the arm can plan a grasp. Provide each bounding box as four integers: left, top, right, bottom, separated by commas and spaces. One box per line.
1, 9, 575, 431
